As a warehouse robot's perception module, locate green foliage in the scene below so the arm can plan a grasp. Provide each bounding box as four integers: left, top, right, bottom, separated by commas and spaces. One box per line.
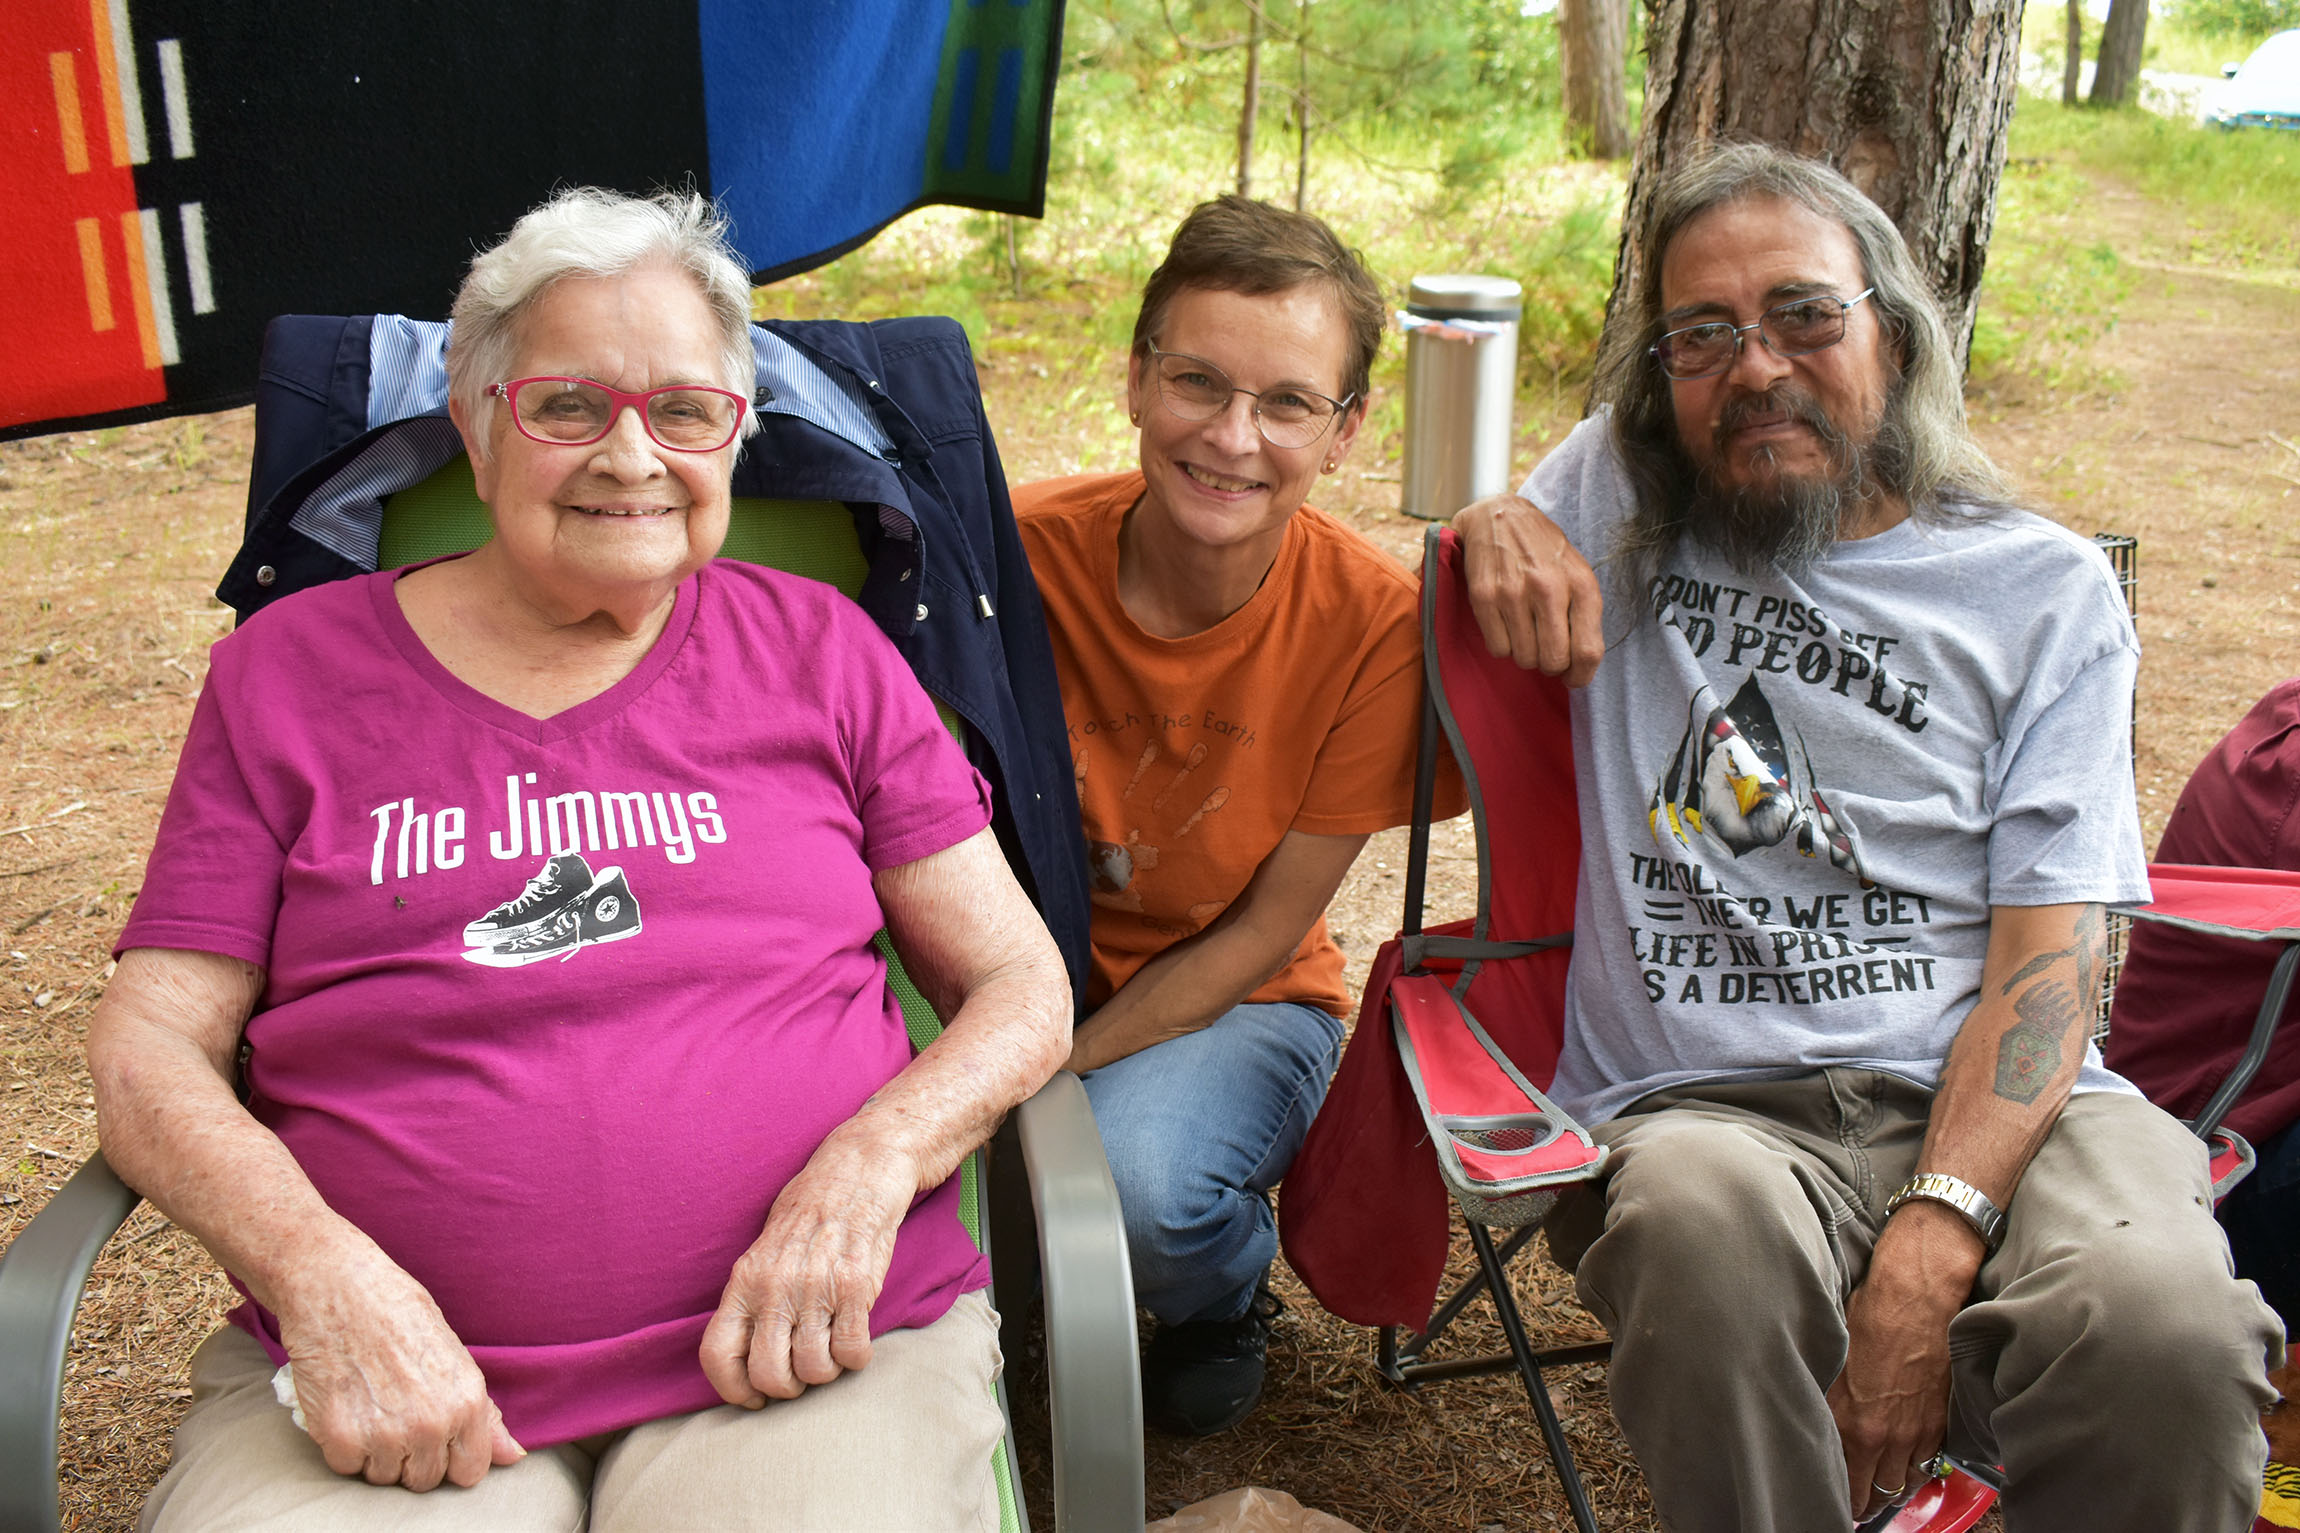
2164, 0, 2299, 42
2011, 95, 2300, 269
1976, 90, 2300, 391
765, 0, 1632, 413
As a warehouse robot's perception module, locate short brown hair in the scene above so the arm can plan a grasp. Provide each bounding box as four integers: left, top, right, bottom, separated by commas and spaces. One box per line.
1132, 194, 1386, 410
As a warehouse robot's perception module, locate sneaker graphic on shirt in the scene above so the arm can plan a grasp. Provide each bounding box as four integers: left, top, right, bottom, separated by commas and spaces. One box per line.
572, 866, 641, 948
462, 866, 642, 968
461, 852, 594, 947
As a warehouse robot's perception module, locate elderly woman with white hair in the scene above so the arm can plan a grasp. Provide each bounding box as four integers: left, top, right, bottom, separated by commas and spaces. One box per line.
88, 187, 1069, 1531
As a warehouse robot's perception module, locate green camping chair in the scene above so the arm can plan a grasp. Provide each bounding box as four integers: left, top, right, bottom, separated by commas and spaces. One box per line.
0, 464, 1144, 1533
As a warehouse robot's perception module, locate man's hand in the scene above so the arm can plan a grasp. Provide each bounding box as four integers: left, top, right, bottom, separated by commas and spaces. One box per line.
1452, 493, 1605, 685
272, 1244, 523, 1492
1828, 1202, 1985, 1522
699, 1128, 919, 1405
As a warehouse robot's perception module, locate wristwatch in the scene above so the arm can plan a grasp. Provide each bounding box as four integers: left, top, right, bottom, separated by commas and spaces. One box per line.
1884, 1173, 2006, 1252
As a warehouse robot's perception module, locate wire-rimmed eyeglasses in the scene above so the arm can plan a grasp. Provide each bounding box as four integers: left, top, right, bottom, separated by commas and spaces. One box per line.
1650, 289, 1876, 381
1142, 346, 1356, 450
490, 376, 748, 453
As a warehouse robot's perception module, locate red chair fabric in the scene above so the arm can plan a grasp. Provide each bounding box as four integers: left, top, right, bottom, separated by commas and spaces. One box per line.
2124, 863, 2300, 943
1280, 529, 1580, 1327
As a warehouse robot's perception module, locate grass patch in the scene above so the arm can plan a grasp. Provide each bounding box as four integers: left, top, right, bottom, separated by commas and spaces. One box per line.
2009, 91, 2300, 269
1971, 118, 2134, 391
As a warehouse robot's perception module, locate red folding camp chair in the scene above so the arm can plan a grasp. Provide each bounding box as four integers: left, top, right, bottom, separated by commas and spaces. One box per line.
2114, 862, 2300, 1177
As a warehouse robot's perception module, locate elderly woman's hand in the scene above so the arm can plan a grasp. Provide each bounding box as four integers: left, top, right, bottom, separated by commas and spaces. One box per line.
88, 949, 525, 1491
698, 827, 1069, 1406
273, 1238, 526, 1489
699, 1126, 922, 1404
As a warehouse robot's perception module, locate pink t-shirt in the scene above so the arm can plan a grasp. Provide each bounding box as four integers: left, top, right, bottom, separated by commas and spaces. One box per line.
120, 558, 994, 1446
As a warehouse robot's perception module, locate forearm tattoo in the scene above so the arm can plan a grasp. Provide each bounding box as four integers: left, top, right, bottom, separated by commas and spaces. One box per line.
1991, 906, 2106, 1106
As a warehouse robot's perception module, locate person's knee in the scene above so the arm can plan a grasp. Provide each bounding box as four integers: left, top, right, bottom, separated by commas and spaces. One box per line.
1579, 1122, 1842, 1344
2001, 1220, 2280, 1398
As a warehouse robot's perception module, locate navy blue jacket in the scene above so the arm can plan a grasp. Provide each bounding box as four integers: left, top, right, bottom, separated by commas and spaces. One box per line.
218, 313, 1091, 998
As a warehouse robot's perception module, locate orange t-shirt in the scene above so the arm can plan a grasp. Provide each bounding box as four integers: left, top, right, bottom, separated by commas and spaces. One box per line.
1015, 471, 1463, 1018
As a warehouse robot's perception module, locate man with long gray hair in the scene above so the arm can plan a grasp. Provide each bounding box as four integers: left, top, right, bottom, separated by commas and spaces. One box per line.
1453, 143, 2282, 1531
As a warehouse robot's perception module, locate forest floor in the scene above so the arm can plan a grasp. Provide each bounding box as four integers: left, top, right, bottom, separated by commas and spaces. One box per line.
2, 150, 2295, 1531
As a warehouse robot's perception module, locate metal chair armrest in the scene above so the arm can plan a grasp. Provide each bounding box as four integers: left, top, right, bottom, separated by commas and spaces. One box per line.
1013, 1073, 1142, 1532
0, 1152, 141, 1533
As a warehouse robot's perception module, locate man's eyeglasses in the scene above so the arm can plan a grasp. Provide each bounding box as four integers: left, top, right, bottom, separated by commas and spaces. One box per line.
490, 376, 748, 453
1649, 289, 1876, 381
1143, 346, 1356, 450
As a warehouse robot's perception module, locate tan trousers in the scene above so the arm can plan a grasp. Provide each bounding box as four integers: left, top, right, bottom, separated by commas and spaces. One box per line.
1546, 1071, 2286, 1533
138, 1292, 1006, 1533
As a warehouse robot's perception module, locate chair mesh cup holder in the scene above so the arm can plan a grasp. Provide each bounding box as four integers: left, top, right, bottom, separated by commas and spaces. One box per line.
1390, 996, 1607, 1230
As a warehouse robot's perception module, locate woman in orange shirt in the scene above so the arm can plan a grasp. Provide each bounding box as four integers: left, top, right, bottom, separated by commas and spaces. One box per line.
1014, 196, 1455, 1436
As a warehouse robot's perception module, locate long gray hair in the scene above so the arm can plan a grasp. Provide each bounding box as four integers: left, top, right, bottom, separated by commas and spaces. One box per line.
446, 187, 759, 458
1592, 144, 2012, 603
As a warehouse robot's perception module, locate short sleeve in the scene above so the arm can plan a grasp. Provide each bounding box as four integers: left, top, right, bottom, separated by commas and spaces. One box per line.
1986, 643, 2150, 907
116, 671, 286, 966
1291, 591, 1464, 836
1521, 413, 1631, 559
836, 606, 995, 870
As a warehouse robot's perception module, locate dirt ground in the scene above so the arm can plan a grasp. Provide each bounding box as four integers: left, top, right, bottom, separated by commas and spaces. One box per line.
3, 165, 2295, 1531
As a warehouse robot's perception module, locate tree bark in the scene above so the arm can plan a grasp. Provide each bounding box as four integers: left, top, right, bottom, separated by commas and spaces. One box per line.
2089, 0, 2149, 107
1293, 0, 1310, 212
2063, 0, 2084, 105
1560, 0, 1634, 159
1236, 0, 1264, 197
1604, 0, 2026, 368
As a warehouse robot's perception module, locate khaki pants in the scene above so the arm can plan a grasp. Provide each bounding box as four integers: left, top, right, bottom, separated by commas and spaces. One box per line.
1547, 1070, 2285, 1533
139, 1292, 1006, 1533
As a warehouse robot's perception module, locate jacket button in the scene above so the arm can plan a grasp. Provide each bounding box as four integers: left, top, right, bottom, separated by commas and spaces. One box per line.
255, 565, 277, 587
914, 603, 929, 623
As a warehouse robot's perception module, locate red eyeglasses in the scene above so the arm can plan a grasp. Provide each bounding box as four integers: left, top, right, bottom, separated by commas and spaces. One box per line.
490, 376, 748, 453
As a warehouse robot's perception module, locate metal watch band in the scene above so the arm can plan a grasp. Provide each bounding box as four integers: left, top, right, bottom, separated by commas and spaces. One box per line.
1885, 1172, 2006, 1252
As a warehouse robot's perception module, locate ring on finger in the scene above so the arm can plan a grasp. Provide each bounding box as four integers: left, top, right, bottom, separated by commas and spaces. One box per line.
1872, 1481, 1905, 1497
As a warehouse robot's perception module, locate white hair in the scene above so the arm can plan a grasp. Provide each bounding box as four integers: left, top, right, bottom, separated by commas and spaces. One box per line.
446, 187, 758, 456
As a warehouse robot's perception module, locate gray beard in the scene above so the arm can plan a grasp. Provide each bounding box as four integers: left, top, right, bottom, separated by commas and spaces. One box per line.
1681, 387, 1875, 578
1683, 462, 1857, 578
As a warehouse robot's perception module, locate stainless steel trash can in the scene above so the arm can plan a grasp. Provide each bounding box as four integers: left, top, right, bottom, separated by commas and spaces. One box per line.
1400, 275, 1523, 521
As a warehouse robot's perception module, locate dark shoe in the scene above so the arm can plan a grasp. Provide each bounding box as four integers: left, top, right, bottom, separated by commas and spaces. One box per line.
462, 852, 594, 946
1141, 1285, 1284, 1436
573, 866, 642, 947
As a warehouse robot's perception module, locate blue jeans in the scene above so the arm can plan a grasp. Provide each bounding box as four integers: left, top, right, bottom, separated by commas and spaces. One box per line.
2222, 1115, 2300, 1339
1080, 1001, 1346, 1326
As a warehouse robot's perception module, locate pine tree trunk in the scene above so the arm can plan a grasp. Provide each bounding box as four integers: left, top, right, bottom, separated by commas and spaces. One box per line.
1293, 0, 1310, 212
1604, 0, 2025, 369
1560, 0, 1633, 159
2089, 0, 2150, 107
1236, 1, 1263, 197
2063, 0, 2084, 104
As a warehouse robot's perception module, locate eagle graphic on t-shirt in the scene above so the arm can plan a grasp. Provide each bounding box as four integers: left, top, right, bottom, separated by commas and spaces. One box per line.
1649, 674, 1869, 884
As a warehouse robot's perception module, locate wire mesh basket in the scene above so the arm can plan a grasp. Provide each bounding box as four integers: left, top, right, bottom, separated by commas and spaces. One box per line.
2090, 532, 2137, 1039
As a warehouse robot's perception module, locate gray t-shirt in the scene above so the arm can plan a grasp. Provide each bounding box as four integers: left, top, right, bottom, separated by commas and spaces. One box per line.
1526, 416, 2149, 1124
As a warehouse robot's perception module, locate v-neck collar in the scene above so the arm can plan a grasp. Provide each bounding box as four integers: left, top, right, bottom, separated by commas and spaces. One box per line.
369, 558, 700, 744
